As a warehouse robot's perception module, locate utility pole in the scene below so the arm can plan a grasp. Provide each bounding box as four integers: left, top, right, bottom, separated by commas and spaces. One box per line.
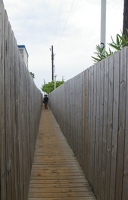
51, 45, 54, 81
123, 0, 128, 35
100, 0, 106, 49
54, 74, 57, 89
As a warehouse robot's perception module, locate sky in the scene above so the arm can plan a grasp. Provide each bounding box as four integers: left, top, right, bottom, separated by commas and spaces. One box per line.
3, 0, 123, 91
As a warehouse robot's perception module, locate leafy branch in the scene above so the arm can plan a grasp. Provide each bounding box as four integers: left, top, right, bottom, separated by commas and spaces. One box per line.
92, 29, 128, 63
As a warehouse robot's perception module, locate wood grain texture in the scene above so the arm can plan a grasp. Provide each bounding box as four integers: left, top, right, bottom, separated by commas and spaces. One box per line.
0, 1, 42, 199
28, 108, 96, 200
115, 46, 127, 200
49, 73, 85, 170
49, 47, 128, 200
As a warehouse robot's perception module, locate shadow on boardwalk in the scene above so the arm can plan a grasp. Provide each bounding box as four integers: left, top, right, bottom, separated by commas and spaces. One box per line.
28, 107, 96, 200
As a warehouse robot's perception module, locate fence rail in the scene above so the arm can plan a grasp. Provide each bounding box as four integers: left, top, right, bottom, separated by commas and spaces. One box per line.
49, 47, 128, 200
0, 1, 42, 199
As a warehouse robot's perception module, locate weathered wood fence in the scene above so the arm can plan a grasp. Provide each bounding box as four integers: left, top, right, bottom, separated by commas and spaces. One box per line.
0, 0, 42, 199
49, 47, 128, 200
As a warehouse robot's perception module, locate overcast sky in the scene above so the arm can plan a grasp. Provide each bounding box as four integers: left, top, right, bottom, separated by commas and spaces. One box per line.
3, 0, 123, 90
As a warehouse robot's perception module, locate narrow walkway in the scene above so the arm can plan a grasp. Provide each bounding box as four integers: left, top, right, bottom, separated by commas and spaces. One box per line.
28, 108, 96, 200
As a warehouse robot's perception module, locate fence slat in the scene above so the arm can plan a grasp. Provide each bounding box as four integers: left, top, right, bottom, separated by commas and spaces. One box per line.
110, 51, 120, 200
96, 62, 100, 198
0, 1, 5, 199
115, 47, 127, 200
104, 54, 113, 200
122, 48, 128, 200
85, 68, 89, 179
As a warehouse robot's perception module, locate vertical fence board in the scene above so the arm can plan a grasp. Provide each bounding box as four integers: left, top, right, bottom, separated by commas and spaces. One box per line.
10, 29, 15, 200
99, 61, 103, 199
14, 36, 20, 199
122, 48, 128, 200
115, 47, 127, 200
0, 1, 5, 199
84, 70, 87, 173
90, 66, 95, 188
4, 11, 11, 200
87, 67, 91, 184
14, 37, 20, 200
109, 51, 120, 200
101, 57, 108, 200
85, 68, 89, 180
99, 60, 104, 199
92, 65, 96, 193
93, 64, 98, 197
81, 73, 84, 169
96, 62, 100, 198
19, 58, 24, 200
104, 55, 113, 200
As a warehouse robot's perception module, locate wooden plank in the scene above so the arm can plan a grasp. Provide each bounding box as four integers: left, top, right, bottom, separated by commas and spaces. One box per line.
22, 62, 28, 199
4, 10, 12, 200
13, 37, 20, 200
98, 61, 102, 199
93, 63, 98, 197
30, 179, 88, 184
105, 54, 114, 200
100, 59, 106, 199
91, 64, 96, 194
122, 47, 128, 200
29, 182, 89, 188
115, 47, 127, 200
109, 51, 120, 200
9, 25, 16, 200
28, 109, 96, 200
87, 67, 91, 184
18, 56, 24, 200
28, 198, 95, 200
101, 57, 109, 199
90, 66, 95, 189
95, 62, 100, 198
79, 73, 83, 167
73, 77, 77, 157
85, 68, 89, 181
0, 1, 5, 199
84, 70, 87, 173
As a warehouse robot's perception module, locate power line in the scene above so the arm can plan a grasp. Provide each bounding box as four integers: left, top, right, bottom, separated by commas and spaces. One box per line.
55, 0, 75, 53
53, 0, 63, 45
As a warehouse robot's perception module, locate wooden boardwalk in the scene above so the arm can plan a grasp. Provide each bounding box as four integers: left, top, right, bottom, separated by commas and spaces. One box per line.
28, 108, 96, 200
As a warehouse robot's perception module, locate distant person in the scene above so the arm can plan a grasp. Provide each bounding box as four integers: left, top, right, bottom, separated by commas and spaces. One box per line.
43, 95, 49, 109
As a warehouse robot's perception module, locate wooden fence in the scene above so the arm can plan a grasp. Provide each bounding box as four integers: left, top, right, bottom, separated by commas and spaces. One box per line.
0, 0, 42, 199
49, 73, 85, 169
49, 47, 128, 200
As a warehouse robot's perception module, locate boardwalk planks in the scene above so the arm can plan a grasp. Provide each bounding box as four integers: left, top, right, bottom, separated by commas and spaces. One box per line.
28, 108, 96, 200
1, 0, 128, 199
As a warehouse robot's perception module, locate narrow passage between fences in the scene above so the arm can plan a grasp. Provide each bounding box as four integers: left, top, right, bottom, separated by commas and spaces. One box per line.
28, 107, 96, 200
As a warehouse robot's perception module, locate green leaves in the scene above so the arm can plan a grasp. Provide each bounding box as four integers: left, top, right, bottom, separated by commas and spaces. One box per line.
109, 35, 123, 50
41, 80, 64, 94
91, 45, 113, 63
92, 29, 128, 63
